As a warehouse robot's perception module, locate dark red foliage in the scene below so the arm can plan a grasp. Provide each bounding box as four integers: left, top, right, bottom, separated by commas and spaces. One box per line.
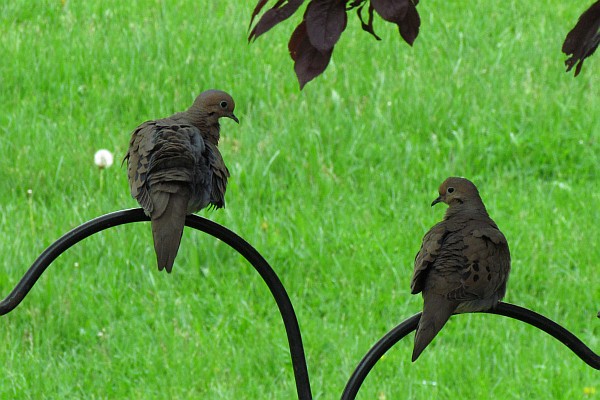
370, 0, 409, 23
289, 21, 334, 88
562, 0, 600, 76
305, 0, 348, 51
370, 0, 420, 45
249, 0, 306, 42
398, 1, 420, 45
249, 0, 270, 28
249, 0, 421, 89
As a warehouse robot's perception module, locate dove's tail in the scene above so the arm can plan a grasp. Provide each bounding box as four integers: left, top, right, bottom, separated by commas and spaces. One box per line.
412, 295, 458, 362
150, 192, 189, 273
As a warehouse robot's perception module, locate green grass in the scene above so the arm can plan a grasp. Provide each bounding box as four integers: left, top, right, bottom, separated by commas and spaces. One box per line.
1, 0, 598, 398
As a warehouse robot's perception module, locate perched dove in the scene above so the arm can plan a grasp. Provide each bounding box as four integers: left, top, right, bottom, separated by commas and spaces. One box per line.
411, 177, 511, 362
124, 90, 238, 273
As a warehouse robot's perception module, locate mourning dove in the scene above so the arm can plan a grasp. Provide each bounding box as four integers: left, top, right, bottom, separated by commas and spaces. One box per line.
411, 177, 511, 361
124, 90, 238, 273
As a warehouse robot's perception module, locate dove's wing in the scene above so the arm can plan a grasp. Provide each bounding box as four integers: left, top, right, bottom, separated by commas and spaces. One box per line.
125, 121, 157, 214
205, 141, 230, 209
126, 120, 204, 217
451, 224, 510, 308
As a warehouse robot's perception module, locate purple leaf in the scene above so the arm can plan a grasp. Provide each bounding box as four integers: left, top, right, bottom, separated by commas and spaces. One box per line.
562, 0, 600, 76
288, 21, 334, 89
249, 0, 306, 42
398, 1, 420, 46
305, 0, 348, 51
249, 0, 270, 30
370, 0, 409, 23
370, 0, 420, 46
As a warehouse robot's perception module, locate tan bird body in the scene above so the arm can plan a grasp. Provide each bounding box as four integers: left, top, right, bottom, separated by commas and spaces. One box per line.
124, 90, 238, 273
411, 177, 511, 361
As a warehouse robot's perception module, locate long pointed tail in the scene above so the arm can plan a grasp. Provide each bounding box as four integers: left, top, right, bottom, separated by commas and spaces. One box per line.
151, 193, 188, 273
412, 295, 458, 362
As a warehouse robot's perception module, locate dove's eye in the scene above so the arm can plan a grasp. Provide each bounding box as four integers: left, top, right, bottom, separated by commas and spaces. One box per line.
447, 187, 455, 194
220, 101, 228, 109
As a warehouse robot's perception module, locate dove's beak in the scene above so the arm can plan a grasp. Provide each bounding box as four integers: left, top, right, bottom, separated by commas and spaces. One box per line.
229, 113, 239, 124
431, 196, 442, 207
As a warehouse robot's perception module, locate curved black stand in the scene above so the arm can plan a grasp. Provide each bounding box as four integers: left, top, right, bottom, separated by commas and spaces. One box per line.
2, 209, 598, 400
341, 302, 600, 399
0, 208, 312, 400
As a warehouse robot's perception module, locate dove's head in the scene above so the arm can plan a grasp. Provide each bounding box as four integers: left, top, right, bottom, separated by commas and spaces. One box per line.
191, 89, 239, 125
431, 177, 482, 207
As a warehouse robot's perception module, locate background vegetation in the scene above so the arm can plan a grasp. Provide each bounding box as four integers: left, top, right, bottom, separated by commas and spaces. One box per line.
0, 0, 598, 398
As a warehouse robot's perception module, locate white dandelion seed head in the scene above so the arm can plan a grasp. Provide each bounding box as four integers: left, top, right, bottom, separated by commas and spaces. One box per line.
94, 149, 114, 169
331, 89, 341, 104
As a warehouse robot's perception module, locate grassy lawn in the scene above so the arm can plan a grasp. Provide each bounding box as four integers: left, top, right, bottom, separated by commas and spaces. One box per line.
1, 0, 598, 398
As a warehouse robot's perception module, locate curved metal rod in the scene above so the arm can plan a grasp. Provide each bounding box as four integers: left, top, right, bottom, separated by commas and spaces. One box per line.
342, 302, 599, 399
0, 208, 312, 400
341, 313, 420, 400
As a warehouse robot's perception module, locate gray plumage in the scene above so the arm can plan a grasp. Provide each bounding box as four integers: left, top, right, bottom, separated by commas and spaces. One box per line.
124, 90, 238, 273
411, 177, 511, 361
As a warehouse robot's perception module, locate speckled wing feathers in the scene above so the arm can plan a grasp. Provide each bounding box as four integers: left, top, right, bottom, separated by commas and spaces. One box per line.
411, 206, 510, 361
457, 226, 510, 308
413, 217, 509, 305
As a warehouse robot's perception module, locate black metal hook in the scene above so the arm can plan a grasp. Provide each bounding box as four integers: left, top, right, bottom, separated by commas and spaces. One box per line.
341, 302, 600, 399
2, 209, 598, 400
0, 208, 313, 400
